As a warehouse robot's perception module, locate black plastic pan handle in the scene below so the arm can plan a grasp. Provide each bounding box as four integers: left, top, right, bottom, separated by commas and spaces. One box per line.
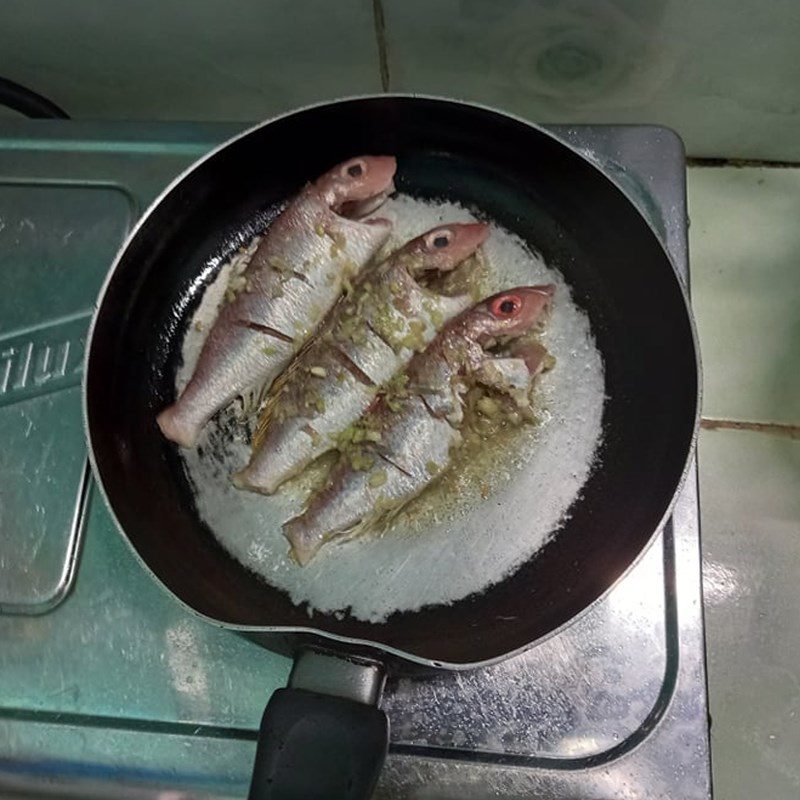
248, 650, 389, 800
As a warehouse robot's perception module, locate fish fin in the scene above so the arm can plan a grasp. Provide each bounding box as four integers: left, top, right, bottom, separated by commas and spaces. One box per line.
475, 356, 534, 404
253, 300, 346, 448
252, 382, 283, 446
327, 498, 405, 549
252, 333, 322, 447
370, 499, 408, 532
238, 384, 265, 418
235, 368, 278, 421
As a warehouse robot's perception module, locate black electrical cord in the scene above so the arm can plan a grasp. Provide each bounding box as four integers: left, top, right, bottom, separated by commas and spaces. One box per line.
0, 76, 69, 119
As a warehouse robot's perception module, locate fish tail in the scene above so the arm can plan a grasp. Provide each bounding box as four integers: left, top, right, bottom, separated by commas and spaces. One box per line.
282, 476, 410, 566
231, 464, 279, 495
283, 515, 321, 567
156, 402, 202, 448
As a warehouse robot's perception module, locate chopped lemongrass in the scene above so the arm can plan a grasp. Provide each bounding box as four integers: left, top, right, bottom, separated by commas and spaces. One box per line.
368, 469, 388, 488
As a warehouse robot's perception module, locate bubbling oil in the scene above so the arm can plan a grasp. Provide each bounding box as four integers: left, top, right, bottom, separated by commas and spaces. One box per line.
176, 194, 605, 623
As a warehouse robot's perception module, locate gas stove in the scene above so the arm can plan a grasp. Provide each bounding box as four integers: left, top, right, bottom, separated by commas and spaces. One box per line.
0, 120, 711, 799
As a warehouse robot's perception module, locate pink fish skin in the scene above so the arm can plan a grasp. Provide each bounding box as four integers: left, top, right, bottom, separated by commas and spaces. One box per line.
283, 284, 555, 565
157, 156, 396, 448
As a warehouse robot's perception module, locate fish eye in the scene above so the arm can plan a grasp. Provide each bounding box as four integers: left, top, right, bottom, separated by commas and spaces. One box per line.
425, 229, 452, 249
345, 161, 365, 178
490, 295, 522, 317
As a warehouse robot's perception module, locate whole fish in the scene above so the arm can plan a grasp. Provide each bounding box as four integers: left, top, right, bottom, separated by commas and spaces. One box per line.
233, 222, 489, 494
157, 155, 397, 448
283, 285, 555, 565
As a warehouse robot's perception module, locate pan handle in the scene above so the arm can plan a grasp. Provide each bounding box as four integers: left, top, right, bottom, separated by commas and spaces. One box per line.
248, 649, 389, 800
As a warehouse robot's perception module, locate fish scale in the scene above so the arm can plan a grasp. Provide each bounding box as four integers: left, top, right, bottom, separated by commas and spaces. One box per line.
234, 223, 489, 495
283, 285, 555, 565
156, 156, 396, 448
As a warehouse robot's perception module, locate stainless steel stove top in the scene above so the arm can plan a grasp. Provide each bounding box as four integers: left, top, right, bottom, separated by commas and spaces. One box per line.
0, 121, 710, 799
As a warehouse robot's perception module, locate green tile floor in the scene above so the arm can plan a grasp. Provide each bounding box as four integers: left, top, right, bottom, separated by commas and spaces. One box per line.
688, 166, 800, 799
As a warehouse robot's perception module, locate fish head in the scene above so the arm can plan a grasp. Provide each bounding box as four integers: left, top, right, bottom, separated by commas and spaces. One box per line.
399, 223, 490, 273
472, 285, 555, 344
316, 156, 397, 218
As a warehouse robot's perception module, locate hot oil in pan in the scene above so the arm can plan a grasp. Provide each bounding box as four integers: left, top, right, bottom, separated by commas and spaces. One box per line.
177, 195, 605, 623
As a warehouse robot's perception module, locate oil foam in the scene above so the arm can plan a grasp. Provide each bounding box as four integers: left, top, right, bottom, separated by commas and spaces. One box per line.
177, 195, 605, 623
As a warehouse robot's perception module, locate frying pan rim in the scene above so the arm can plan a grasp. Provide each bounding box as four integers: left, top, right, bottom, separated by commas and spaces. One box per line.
82, 93, 702, 670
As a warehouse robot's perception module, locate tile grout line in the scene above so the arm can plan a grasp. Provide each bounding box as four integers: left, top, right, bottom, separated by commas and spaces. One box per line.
687, 157, 800, 168
372, 0, 391, 92
700, 418, 800, 439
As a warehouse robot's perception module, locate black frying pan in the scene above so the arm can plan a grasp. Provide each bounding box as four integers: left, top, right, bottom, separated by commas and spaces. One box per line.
84, 96, 699, 799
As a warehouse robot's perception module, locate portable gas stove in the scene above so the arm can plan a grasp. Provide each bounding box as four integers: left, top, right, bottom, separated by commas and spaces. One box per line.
0, 119, 711, 799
